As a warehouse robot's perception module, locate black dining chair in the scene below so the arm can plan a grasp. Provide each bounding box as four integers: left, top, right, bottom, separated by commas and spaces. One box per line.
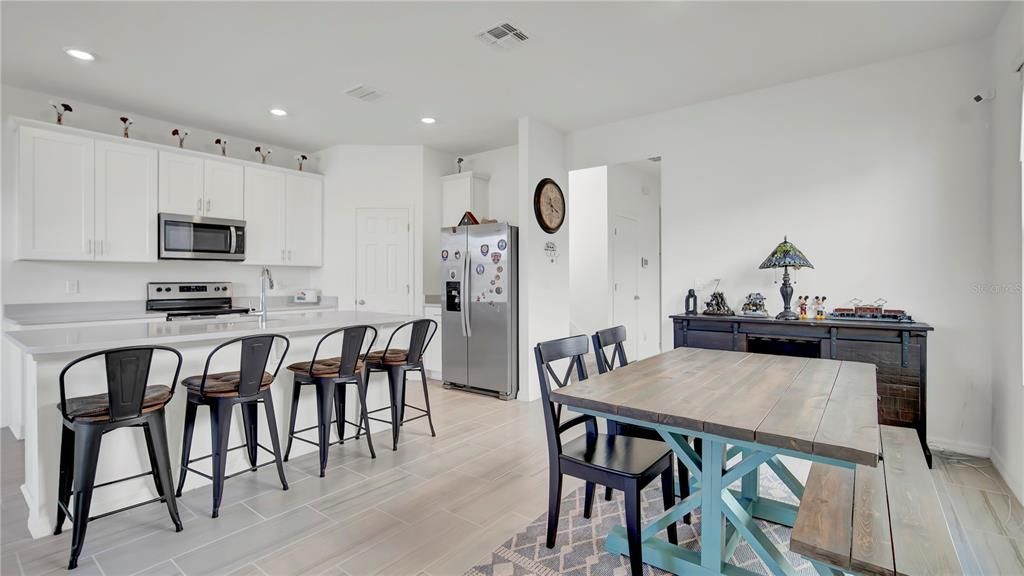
175, 334, 290, 518
364, 319, 438, 450
284, 325, 378, 475
55, 345, 184, 569
593, 326, 697, 523
535, 335, 677, 575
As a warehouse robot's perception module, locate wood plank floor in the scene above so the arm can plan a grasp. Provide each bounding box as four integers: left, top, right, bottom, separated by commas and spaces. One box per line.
0, 381, 1016, 575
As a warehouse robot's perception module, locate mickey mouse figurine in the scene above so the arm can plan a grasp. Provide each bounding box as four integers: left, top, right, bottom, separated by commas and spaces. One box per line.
798, 296, 809, 320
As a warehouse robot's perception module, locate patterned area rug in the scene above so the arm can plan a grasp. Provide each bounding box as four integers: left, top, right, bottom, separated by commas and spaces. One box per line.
466, 468, 817, 576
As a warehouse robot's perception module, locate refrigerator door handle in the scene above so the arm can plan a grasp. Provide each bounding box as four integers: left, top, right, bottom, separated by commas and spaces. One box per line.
463, 249, 472, 337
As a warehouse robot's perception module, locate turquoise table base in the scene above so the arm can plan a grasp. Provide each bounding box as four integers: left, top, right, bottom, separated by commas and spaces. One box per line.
574, 409, 854, 576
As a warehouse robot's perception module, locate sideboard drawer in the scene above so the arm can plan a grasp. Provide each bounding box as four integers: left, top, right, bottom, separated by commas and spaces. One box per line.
685, 330, 735, 351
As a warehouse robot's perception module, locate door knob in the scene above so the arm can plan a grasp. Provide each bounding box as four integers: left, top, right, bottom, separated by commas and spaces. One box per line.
358, 299, 366, 305
634, 295, 640, 300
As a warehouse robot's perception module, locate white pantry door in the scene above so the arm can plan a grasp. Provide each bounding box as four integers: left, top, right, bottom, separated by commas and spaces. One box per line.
355, 208, 411, 314
612, 215, 640, 361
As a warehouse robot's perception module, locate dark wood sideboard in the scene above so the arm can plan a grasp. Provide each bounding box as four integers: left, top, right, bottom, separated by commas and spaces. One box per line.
670, 313, 934, 466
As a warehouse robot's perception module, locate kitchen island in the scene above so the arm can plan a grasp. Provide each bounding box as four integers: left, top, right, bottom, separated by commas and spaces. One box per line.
4, 309, 418, 538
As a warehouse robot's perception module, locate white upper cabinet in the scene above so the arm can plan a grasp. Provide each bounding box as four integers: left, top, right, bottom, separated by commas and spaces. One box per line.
17, 127, 95, 261
441, 172, 489, 227
203, 160, 244, 219
95, 140, 158, 262
14, 119, 319, 265
243, 167, 323, 267
243, 167, 286, 265
159, 152, 244, 219
284, 174, 323, 267
158, 151, 204, 216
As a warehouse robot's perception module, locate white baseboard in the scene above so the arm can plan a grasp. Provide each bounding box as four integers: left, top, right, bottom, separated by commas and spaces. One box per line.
928, 436, 991, 458
990, 448, 1024, 503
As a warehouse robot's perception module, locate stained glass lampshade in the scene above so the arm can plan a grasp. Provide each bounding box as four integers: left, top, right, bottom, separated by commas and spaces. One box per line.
758, 236, 812, 320
758, 237, 813, 270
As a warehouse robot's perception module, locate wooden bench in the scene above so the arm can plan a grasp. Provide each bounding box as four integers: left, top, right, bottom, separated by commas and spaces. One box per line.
790, 425, 962, 576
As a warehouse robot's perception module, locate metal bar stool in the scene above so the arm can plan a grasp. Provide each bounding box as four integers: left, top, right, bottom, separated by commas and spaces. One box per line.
364, 319, 438, 450
54, 345, 184, 570
283, 325, 378, 476
174, 334, 290, 518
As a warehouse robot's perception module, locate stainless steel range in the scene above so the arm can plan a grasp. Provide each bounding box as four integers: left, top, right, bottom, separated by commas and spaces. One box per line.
146, 282, 251, 321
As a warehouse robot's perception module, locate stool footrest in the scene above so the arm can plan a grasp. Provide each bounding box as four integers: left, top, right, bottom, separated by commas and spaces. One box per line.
93, 469, 157, 489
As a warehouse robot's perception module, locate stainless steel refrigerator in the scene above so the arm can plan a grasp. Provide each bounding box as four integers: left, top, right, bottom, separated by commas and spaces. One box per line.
440, 223, 519, 400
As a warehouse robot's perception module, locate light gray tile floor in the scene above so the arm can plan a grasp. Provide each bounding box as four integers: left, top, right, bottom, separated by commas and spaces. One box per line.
2, 381, 1018, 575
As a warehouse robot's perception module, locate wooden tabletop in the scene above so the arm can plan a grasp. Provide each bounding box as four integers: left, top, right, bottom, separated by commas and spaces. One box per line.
550, 347, 880, 466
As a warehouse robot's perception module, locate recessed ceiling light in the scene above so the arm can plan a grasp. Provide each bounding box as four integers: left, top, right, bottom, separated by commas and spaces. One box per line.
420, 117, 436, 124
269, 108, 288, 117
64, 48, 95, 61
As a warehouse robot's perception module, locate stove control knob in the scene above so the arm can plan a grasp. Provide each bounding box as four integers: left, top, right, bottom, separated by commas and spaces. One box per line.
213, 286, 220, 292
155, 287, 163, 292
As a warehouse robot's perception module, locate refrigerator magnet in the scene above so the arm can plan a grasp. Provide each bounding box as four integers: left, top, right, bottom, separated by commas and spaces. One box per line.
480, 244, 489, 256
475, 264, 485, 275
491, 253, 501, 264
441, 250, 449, 261
497, 239, 507, 251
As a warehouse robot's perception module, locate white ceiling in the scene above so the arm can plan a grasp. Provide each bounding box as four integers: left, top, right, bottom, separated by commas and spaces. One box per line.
2, 2, 1007, 155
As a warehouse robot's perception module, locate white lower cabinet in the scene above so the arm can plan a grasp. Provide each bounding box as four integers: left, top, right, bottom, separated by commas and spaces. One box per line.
17, 126, 157, 262
423, 304, 443, 379
244, 167, 323, 267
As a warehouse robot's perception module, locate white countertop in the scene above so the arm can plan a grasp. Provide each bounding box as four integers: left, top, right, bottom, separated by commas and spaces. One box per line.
4, 310, 418, 355
3, 297, 339, 327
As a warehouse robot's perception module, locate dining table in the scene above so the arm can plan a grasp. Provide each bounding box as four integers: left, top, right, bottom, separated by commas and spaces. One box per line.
549, 346, 881, 576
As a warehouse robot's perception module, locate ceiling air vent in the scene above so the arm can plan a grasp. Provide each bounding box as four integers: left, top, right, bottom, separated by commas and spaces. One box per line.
345, 84, 383, 102
477, 22, 528, 50
648, 156, 662, 163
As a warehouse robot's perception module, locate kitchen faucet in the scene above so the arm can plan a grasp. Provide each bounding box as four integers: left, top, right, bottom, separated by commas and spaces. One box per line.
256, 266, 275, 320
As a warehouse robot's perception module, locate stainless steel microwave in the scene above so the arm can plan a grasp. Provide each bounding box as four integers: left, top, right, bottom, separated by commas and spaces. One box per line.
158, 213, 246, 261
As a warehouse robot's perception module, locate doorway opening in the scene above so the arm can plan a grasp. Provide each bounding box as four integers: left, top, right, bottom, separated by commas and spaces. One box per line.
567, 157, 662, 360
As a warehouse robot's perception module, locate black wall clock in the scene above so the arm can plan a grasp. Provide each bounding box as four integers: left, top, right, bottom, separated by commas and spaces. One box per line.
533, 178, 565, 234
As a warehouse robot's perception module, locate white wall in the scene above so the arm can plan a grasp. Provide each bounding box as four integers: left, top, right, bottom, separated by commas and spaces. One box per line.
567, 41, 995, 455
0, 84, 318, 303
518, 117, 569, 401
607, 163, 661, 359
988, 3, 1024, 501
422, 147, 457, 298
568, 166, 609, 336
311, 145, 427, 313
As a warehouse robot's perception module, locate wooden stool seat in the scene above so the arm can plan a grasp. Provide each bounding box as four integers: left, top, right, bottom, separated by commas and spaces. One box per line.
287, 357, 365, 378
365, 349, 409, 366
182, 371, 273, 397
62, 385, 173, 422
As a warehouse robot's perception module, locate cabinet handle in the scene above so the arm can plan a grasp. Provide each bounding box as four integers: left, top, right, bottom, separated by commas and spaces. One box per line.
206, 199, 212, 213
196, 198, 202, 213
86, 239, 93, 254
98, 240, 104, 255
281, 249, 286, 262
288, 249, 293, 261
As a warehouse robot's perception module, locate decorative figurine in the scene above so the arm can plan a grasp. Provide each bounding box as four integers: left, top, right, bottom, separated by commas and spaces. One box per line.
741, 293, 768, 317
215, 138, 228, 156
702, 292, 734, 316
684, 289, 698, 315
457, 157, 464, 173
255, 146, 271, 164
798, 295, 809, 319
830, 297, 913, 322
295, 154, 308, 171
119, 116, 133, 138
171, 128, 188, 148
816, 296, 827, 320
50, 101, 72, 125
